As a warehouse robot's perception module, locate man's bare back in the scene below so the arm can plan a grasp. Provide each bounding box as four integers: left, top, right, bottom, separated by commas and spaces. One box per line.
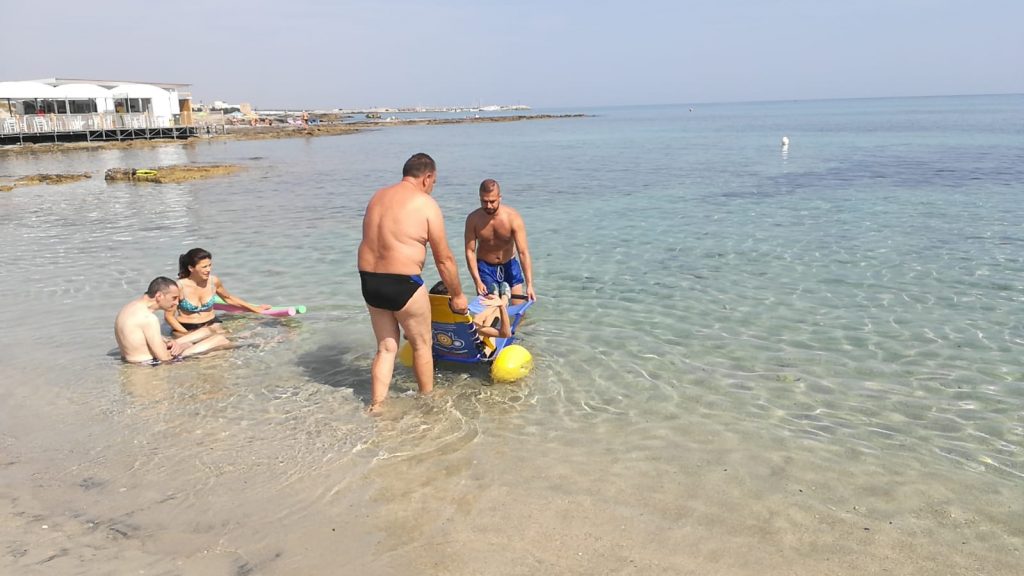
115, 298, 167, 363
358, 181, 432, 275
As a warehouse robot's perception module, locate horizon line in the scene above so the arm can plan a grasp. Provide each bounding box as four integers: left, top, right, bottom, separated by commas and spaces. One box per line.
251, 91, 1023, 113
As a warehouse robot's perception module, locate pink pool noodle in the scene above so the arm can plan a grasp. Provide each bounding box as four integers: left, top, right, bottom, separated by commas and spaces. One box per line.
213, 303, 297, 317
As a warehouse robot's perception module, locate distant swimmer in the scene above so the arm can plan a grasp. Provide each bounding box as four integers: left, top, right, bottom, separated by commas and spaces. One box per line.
781, 136, 790, 150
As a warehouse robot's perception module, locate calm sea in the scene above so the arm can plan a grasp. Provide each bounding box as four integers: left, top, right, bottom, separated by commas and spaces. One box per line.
1, 94, 1022, 575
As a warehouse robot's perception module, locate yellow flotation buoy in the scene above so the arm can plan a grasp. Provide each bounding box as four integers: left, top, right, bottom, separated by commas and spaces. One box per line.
397, 341, 414, 367
491, 344, 533, 383
134, 169, 158, 177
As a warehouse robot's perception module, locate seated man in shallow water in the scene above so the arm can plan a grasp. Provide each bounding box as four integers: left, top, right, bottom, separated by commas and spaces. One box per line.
114, 277, 230, 364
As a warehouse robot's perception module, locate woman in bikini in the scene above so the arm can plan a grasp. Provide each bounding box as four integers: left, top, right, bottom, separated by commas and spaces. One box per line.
165, 247, 270, 335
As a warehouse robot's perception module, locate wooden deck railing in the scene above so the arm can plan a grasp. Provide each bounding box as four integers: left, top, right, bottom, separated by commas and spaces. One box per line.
0, 113, 188, 135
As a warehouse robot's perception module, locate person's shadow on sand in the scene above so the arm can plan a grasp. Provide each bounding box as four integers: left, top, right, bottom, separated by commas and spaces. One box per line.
296, 344, 375, 405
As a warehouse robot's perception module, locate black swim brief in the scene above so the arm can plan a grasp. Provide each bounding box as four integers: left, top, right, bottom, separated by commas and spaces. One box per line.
178, 316, 223, 332
359, 271, 424, 311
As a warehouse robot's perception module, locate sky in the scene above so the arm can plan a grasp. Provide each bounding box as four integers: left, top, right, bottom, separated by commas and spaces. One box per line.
2, 0, 1021, 110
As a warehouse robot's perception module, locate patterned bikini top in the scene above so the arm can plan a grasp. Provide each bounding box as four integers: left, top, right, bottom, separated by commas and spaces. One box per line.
178, 286, 215, 313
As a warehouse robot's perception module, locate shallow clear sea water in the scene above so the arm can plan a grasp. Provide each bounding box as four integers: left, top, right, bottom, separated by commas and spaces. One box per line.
1, 95, 1022, 575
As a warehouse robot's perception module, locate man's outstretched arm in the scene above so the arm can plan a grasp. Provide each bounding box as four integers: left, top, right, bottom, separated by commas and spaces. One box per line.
512, 212, 535, 300
464, 217, 487, 295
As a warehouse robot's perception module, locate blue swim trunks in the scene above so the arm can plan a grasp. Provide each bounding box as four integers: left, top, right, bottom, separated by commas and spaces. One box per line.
477, 257, 525, 289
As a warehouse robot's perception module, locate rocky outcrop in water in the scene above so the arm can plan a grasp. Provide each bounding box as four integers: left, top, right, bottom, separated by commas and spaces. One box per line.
104, 164, 241, 183
0, 173, 91, 192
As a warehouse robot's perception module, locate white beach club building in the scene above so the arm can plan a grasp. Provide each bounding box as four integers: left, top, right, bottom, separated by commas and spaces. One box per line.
0, 78, 193, 136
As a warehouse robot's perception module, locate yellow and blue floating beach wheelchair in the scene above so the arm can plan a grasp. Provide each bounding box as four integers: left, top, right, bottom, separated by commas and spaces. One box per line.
399, 281, 534, 382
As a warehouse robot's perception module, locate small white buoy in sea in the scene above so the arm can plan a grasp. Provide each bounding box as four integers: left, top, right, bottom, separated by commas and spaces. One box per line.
781, 135, 790, 150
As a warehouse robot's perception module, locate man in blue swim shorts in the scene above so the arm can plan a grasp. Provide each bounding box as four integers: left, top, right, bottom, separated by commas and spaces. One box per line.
464, 179, 536, 301
358, 153, 468, 412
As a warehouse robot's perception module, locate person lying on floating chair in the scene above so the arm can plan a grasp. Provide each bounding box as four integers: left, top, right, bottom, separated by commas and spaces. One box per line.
425, 281, 530, 362
470, 284, 514, 342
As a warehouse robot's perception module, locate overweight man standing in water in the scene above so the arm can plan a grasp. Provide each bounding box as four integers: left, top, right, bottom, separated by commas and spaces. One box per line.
358, 153, 468, 412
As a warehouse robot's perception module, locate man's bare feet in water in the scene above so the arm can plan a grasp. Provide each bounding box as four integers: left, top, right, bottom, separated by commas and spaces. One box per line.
366, 386, 444, 415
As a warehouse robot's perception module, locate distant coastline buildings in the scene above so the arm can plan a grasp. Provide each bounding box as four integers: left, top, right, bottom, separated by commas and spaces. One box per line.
337, 104, 531, 114
0, 77, 196, 144
1, 78, 192, 126
1, 76, 537, 145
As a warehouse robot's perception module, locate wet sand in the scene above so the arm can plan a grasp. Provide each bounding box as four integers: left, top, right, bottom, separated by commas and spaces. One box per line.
2, 375, 1019, 576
